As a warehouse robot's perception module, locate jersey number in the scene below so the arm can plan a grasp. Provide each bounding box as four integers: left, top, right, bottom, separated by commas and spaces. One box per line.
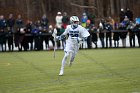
70, 33, 79, 37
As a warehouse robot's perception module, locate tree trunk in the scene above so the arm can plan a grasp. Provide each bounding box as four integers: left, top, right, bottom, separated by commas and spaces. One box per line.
26, 0, 30, 19
110, 0, 115, 16
41, 0, 46, 14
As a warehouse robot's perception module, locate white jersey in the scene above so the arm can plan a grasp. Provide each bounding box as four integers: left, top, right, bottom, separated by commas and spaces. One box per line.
63, 25, 90, 43
56, 15, 63, 28
62, 25, 90, 52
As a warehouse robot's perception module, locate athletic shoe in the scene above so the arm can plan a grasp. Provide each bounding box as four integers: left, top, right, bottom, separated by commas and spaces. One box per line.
59, 70, 64, 76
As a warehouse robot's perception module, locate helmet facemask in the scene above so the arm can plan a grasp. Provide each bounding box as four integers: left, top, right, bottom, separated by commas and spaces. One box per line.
71, 21, 79, 28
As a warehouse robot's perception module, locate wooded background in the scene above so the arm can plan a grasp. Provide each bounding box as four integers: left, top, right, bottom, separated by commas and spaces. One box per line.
0, 0, 140, 24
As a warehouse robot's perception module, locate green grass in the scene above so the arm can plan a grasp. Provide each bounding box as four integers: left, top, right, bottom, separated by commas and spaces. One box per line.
0, 48, 140, 93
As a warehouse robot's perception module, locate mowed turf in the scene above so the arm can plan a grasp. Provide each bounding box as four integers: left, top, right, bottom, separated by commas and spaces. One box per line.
0, 48, 140, 93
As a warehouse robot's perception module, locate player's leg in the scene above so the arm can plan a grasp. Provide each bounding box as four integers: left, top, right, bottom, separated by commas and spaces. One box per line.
69, 51, 75, 66
69, 44, 79, 66
59, 51, 69, 75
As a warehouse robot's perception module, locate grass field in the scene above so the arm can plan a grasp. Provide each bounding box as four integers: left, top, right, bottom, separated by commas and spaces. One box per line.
0, 48, 140, 93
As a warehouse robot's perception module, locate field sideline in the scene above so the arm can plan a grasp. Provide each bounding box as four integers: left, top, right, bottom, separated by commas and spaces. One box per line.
0, 48, 140, 93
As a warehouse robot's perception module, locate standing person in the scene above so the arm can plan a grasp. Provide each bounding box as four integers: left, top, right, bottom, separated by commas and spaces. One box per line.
81, 12, 88, 28
55, 12, 63, 49
57, 16, 90, 76
85, 20, 92, 49
105, 20, 113, 48
41, 14, 49, 29
62, 12, 69, 29
14, 14, 24, 51
88, 13, 95, 25
56, 12, 63, 29
7, 14, 15, 51
0, 15, 7, 52
125, 8, 133, 21
119, 8, 125, 22
127, 21, 136, 47
25, 20, 33, 50
48, 25, 55, 49
41, 14, 49, 49
99, 19, 105, 48
119, 23, 128, 48
91, 25, 98, 48
31, 24, 40, 50
120, 16, 129, 48
134, 23, 140, 47
113, 23, 120, 48
35, 20, 43, 50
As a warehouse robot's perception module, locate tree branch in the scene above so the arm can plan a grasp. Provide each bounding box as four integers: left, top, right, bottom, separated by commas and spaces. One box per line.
70, 2, 97, 9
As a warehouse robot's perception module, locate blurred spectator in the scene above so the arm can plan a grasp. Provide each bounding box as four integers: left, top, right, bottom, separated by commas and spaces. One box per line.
42, 26, 50, 50
122, 16, 130, 26
14, 14, 24, 51
127, 21, 136, 47
41, 14, 49, 29
108, 16, 115, 29
48, 25, 55, 49
55, 12, 63, 48
119, 23, 128, 48
56, 12, 63, 29
7, 14, 15, 51
32, 23, 43, 50
91, 25, 98, 48
135, 18, 140, 24
40, 14, 50, 50
62, 12, 69, 29
81, 12, 88, 28
119, 8, 125, 22
35, 20, 42, 28
105, 19, 113, 48
0, 15, 7, 51
113, 22, 120, 48
133, 23, 140, 47
60, 25, 66, 49
88, 13, 95, 25
25, 20, 33, 50
98, 19, 105, 48
125, 8, 133, 21
85, 20, 92, 49
121, 15, 130, 43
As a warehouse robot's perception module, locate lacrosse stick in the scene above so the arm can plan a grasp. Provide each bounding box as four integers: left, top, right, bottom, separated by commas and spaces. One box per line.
52, 28, 57, 58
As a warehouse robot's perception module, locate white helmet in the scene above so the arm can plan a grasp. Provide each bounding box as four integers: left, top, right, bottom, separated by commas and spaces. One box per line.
70, 16, 79, 28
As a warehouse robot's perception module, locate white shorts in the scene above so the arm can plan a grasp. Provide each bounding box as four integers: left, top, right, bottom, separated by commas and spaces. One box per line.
64, 40, 79, 54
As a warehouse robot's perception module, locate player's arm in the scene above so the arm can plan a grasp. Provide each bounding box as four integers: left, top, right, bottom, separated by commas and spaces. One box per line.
81, 26, 90, 38
56, 26, 69, 40
56, 35, 66, 40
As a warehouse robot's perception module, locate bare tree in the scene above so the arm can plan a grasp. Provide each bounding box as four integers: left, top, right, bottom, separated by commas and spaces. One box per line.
0, 0, 140, 23
26, 0, 30, 19
110, 0, 115, 16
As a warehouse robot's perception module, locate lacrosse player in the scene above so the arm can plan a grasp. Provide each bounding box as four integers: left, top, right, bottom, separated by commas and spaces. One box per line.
56, 16, 90, 76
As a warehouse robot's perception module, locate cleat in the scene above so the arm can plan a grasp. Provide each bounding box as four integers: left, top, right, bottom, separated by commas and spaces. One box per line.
59, 70, 64, 76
